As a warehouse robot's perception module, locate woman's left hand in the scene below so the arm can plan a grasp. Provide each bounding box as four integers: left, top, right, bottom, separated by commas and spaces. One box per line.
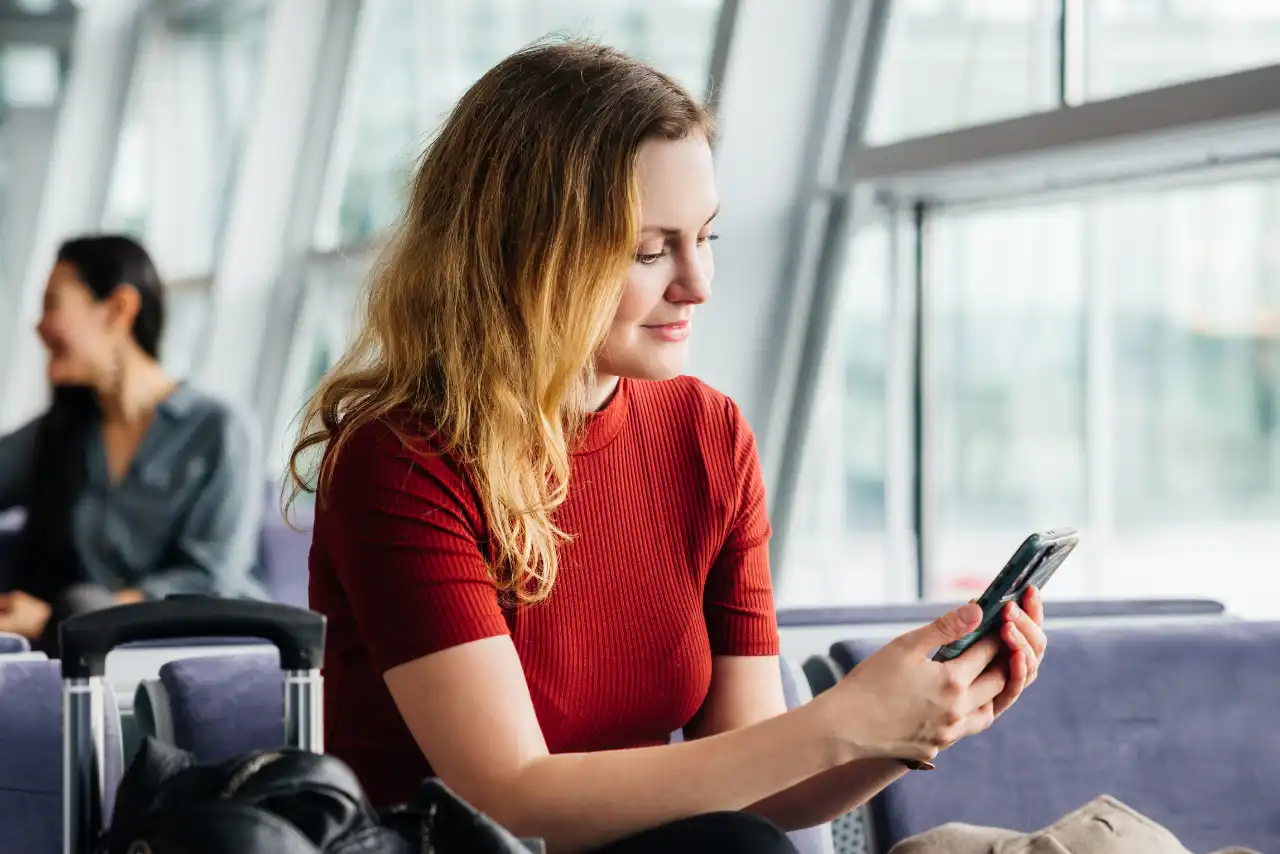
991, 585, 1047, 717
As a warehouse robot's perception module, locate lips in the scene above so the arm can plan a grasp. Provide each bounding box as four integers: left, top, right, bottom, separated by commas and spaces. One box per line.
642, 320, 691, 342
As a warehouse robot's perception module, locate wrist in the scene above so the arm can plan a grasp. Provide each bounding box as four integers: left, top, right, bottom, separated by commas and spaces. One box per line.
804, 682, 874, 767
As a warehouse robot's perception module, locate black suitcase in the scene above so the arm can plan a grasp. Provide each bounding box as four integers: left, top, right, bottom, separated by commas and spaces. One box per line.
58, 597, 326, 854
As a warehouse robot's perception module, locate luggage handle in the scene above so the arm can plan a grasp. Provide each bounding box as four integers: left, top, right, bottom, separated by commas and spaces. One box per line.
61, 597, 326, 854
59, 596, 326, 679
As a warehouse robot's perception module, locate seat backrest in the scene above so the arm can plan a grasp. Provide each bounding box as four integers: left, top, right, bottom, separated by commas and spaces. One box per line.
0, 632, 30, 653
0, 658, 124, 852
831, 622, 1280, 854
257, 515, 312, 608
778, 598, 1226, 629
157, 650, 283, 762
777, 658, 836, 854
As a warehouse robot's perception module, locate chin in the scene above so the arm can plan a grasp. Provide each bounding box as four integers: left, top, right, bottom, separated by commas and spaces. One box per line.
618, 356, 687, 383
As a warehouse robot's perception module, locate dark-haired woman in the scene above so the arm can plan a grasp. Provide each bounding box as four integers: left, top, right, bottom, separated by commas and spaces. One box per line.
0, 235, 264, 653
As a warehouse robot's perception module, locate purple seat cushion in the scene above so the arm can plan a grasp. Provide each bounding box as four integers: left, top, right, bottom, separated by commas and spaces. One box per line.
0, 658, 123, 852
258, 520, 312, 608
159, 651, 284, 763
0, 632, 30, 653
831, 622, 1280, 853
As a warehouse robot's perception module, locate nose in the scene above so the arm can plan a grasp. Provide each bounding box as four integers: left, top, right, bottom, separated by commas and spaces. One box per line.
668, 248, 712, 305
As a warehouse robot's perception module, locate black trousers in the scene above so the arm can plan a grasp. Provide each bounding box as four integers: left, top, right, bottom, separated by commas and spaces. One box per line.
592, 812, 799, 854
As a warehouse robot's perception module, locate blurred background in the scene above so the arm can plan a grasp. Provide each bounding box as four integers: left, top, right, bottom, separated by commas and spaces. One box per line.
1, 0, 1277, 616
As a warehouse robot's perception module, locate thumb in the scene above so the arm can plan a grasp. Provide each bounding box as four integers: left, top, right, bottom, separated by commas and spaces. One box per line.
901, 603, 982, 654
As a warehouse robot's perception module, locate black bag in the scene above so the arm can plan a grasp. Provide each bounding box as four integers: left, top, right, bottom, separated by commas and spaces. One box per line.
105, 739, 542, 854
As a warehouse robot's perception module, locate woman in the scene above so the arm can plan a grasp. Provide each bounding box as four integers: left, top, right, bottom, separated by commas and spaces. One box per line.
293, 42, 1048, 854
0, 235, 264, 652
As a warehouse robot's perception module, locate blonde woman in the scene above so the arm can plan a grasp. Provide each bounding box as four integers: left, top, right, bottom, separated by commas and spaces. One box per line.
292, 41, 1047, 854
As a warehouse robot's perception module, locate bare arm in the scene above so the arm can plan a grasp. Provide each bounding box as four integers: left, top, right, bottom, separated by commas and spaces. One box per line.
384, 638, 856, 854
687, 591, 1052, 833
684, 656, 908, 831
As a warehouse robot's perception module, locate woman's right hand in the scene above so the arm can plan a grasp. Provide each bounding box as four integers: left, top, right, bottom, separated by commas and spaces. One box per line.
822, 604, 1008, 765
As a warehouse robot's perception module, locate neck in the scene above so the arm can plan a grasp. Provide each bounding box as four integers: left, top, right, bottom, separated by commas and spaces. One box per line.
96, 348, 176, 424
586, 374, 620, 412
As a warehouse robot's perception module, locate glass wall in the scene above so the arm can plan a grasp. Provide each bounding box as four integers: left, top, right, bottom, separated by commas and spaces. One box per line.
780, 216, 897, 606
866, 0, 1060, 144
102, 2, 269, 277
1085, 0, 1280, 99
101, 2, 269, 377
926, 202, 1089, 599
322, 0, 724, 249
792, 170, 1280, 616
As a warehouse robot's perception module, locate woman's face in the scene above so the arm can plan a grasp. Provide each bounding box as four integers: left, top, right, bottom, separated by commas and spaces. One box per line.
35, 261, 131, 386
596, 134, 718, 384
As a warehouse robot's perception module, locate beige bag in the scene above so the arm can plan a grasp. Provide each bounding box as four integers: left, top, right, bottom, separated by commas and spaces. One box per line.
888, 795, 1260, 854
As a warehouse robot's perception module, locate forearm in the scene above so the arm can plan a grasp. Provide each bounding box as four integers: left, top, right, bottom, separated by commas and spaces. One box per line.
746, 757, 906, 831
489, 699, 855, 854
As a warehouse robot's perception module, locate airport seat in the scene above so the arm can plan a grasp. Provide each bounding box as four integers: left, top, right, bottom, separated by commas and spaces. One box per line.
777, 597, 1226, 628
257, 487, 313, 607
0, 657, 125, 853
149, 649, 284, 763
0, 632, 30, 653
830, 621, 1280, 854
139, 650, 836, 854
794, 598, 1229, 699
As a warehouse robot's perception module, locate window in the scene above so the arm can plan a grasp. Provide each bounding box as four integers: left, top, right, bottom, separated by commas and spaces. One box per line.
321, 0, 725, 249
779, 215, 899, 606
865, 0, 1059, 145
160, 280, 212, 380
1099, 177, 1280, 527
915, 173, 1280, 615
0, 43, 63, 108
102, 3, 269, 278
1085, 0, 1280, 100
925, 202, 1089, 599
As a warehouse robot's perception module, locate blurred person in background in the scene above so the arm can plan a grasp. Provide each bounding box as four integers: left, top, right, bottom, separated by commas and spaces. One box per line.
293, 41, 1046, 854
0, 235, 264, 653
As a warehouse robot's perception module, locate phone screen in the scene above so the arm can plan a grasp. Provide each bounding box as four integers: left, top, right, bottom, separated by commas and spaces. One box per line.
932, 528, 1078, 662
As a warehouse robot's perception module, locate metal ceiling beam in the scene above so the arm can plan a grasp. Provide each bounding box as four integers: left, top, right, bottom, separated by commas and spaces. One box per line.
841, 63, 1280, 206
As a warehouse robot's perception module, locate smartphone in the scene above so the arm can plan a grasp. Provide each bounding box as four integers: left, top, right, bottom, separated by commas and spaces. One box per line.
932, 528, 1079, 662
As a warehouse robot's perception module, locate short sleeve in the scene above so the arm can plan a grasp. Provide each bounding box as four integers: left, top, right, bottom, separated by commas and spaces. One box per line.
703, 399, 779, 657
321, 421, 510, 674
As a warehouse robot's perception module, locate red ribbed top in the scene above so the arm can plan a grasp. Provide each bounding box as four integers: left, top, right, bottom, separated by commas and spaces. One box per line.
310, 376, 779, 808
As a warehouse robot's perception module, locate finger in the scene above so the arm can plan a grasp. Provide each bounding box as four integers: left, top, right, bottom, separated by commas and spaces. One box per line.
993, 649, 1029, 717
1003, 622, 1040, 685
1006, 601, 1047, 659
961, 701, 997, 738
901, 603, 983, 656
947, 632, 1002, 684
1022, 585, 1046, 627
967, 662, 1008, 709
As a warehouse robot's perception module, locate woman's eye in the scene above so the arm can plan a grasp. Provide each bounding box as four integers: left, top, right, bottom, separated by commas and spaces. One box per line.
635, 250, 667, 266
698, 232, 720, 246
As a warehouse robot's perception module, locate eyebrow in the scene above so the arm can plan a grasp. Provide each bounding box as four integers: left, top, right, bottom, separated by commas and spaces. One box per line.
640, 204, 721, 237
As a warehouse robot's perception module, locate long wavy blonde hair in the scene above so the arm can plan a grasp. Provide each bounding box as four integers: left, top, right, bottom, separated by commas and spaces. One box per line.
289, 40, 714, 605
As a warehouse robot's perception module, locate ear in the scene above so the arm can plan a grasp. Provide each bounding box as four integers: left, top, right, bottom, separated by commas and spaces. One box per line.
104, 283, 142, 335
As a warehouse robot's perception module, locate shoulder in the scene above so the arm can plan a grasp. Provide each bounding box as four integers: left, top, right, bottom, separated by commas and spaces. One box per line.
627, 375, 747, 439
166, 387, 257, 462
321, 414, 482, 528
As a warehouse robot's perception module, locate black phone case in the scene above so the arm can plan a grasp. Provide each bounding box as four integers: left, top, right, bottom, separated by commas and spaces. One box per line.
933, 528, 1078, 662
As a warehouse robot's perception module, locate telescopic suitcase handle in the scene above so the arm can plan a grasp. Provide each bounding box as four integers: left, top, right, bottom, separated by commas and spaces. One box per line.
60, 597, 327, 854
59, 595, 326, 679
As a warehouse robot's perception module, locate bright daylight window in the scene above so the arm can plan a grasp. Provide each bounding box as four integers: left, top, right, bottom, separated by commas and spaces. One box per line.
321, 0, 725, 250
